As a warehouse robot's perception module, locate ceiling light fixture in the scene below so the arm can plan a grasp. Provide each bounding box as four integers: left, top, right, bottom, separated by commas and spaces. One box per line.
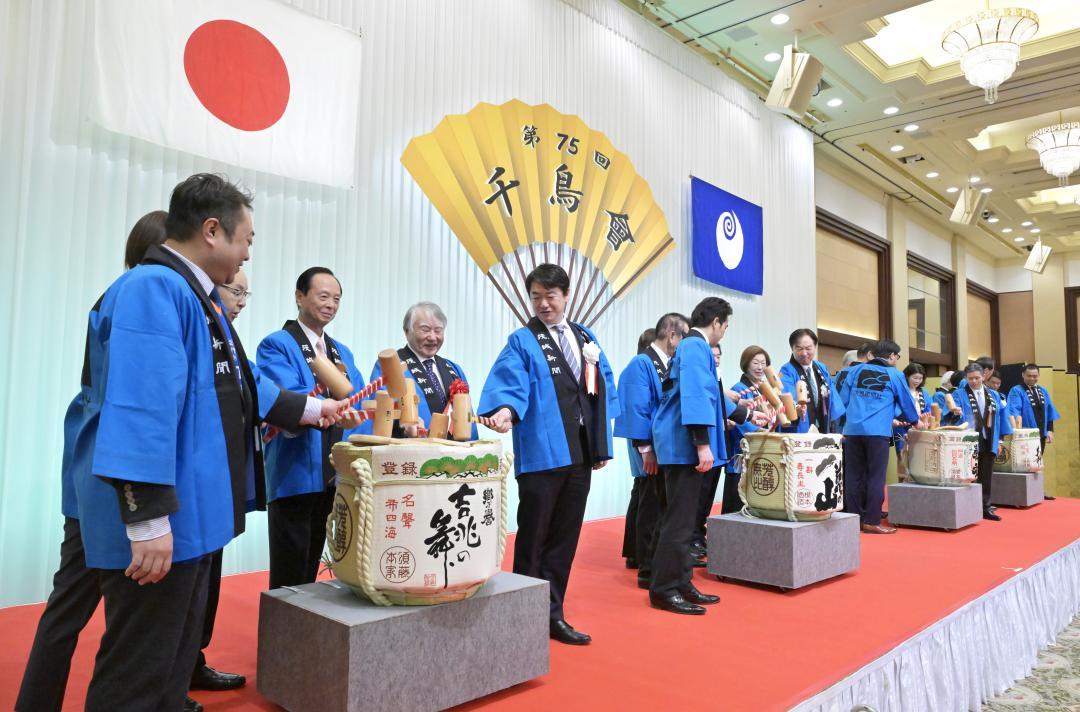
1021, 220, 1033, 226
946, 186, 959, 193
883, 106, 899, 115
926, 171, 939, 178
1014, 237, 1025, 242
1030, 228, 1041, 233
764, 52, 782, 62
1026, 121, 1080, 186
969, 176, 981, 183
891, 145, 904, 152
827, 97, 843, 107
987, 216, 999, 223
941, 8, 1039, 104
1002, 228, 1013, 233
904, 124, 919, 132
980, 187, 993, 193
770, 13, 789, 25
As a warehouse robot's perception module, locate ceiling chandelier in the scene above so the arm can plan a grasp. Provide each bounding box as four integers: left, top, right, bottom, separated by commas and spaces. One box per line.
1027, 122, 1080, 186
941, 7, 1039, 104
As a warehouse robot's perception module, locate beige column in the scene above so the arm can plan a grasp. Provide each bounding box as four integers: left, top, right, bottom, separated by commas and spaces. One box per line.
887, 198, 908, 356
1032, 253, 1068, 369
953, 237, 968, 367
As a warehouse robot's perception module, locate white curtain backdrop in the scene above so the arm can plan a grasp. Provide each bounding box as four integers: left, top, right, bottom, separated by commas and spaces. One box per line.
0, 0, 815, 606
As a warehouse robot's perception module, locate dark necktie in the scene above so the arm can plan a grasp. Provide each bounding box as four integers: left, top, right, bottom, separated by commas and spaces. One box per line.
424, 358, 446, 410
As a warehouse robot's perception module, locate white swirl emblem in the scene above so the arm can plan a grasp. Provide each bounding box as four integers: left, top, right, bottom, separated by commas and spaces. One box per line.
715, 210, 744, 269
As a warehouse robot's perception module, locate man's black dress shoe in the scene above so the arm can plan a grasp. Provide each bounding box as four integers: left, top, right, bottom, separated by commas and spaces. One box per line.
625, 557, 639, 569
689, 543, 706, 559
183, 696, 203, 712
691, 558, 706, 568
550, 619, 591, 645
983, 510, 1002, 521
649, 593, 705, 615
191, 664, 246, 691
637, 576, 651, 590
1045, 495, 1056, 501
681, 585, 720, 605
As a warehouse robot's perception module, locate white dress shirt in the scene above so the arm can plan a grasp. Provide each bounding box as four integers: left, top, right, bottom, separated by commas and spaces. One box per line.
650, 343, 671, 370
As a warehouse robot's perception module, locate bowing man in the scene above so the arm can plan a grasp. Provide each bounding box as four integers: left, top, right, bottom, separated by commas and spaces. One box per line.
956, 363, 1013, 520
257, 267, 365, 589
365, 302, 476, 439
1008, 364, 1060, 500
614, 313, 688, 587
68, 175, 343, 711
479, 264, 618, 646
648, 297, 735, 616
838, 340, 919, 534
780, 328, 844, 433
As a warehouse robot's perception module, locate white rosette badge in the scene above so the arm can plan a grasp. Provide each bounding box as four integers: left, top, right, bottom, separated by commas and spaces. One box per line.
582, 341, 601, 395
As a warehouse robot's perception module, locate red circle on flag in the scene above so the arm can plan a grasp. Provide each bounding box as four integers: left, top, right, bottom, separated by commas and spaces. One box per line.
183, 20, 290, 132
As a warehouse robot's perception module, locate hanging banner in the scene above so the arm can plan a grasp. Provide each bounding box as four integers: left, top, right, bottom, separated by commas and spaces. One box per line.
691, 176, 764, 296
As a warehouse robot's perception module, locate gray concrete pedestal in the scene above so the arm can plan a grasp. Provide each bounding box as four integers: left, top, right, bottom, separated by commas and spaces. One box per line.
886, 482, 983, 530
991, 470, 1044, 507
705, 512, 860, 590
257, 572, 549, 712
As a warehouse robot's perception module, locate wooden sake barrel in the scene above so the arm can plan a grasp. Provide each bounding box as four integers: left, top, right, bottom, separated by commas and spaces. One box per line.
994, 428, 1043, 473
737, 432, 844, 521
326, 438, 511, 606
906, 428, 978, 486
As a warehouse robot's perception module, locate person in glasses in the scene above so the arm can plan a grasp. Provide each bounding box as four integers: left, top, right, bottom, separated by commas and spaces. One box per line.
218, 269, 250, 322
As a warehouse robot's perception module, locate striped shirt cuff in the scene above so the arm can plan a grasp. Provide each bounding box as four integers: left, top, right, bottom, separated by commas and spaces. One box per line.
300, 396, 324, 426
125, 516, 171, 542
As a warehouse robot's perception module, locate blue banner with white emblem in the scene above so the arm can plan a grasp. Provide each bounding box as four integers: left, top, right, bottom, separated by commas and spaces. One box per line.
691, 176, 763, 295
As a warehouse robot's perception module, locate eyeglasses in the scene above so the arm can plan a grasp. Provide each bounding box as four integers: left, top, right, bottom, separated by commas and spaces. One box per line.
220, 285, 252, 299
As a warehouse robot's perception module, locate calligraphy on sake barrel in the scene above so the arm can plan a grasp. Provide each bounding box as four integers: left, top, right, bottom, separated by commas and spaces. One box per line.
327, 439, 511, 606
737, 432, 844, 521
994, 428, 1043, 473
401, 99, 675, 328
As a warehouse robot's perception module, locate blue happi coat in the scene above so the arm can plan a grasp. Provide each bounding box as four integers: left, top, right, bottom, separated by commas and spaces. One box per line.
478, 318, 618, 476
1007, 384, 1060, 438
257, 324, 364, 502
954, 382, 1013, 454
73, 248, 303, 569
613, 349, 666, 477
780, 358, 845, 433
651, 333, 728, 466
839, 360, 919, 437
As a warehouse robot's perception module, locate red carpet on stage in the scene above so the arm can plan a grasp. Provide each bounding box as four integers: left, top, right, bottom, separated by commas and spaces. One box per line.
3, 499, 1079, 711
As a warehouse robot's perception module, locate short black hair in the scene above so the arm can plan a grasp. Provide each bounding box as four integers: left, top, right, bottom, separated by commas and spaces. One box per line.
903, 362, 925, 379
990, 369, 1002, 380
963, 362, 983, 375
525, 263, 570, 294
949, 370, 965, 387
296, 267, 341, 295
856, 342, 873, 358
124, 210, 168, 269
975, 356, 995, 371
655, 312, 689, 340
165, 173, 253, 243
788, 328, 818, 348
1023, 363, 1040, 372
872, 339, 901, 358
690, 297, 732, 329
637, 328, 656, 353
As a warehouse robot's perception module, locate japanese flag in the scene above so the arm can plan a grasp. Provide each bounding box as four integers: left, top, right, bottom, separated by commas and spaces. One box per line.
90, 0, 363, 187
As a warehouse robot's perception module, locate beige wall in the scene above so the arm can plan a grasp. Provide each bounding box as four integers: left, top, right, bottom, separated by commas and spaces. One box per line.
1033, 254, 1068, 369
966, 292, 992, 361
999, 291, 1035, 365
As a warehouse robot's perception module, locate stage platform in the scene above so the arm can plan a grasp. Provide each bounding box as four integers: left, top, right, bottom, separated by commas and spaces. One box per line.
1, 500, 1079, 711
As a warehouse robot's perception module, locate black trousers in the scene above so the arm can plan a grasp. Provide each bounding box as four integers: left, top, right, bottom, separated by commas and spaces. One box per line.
693, 467, 722, 545
196, 549, 224, 668
514, 464, 592, 621
621, 476, 645, 559
843, 435, 890, 526
86, 555, 211, 712
17, 518, 101, 712
635, 475, 661, 580
268, 488, 335, 589
650, 464, 701, 598
977, 440, 995, 509
721, 468, 743, 514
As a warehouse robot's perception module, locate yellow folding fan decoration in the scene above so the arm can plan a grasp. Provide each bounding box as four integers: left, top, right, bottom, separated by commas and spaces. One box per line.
401, 99, 674, 327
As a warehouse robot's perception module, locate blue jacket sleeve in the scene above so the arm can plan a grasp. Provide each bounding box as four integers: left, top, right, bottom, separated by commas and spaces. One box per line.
679, 343, 718, 428
257, 335, 313, 395
478, 336, 531, 422
614, 358, 656, 442
996, 392, 1013, 438
893, 372, 920, 424
1046, 388, 1061, 422
1006, 386, 1024, 417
